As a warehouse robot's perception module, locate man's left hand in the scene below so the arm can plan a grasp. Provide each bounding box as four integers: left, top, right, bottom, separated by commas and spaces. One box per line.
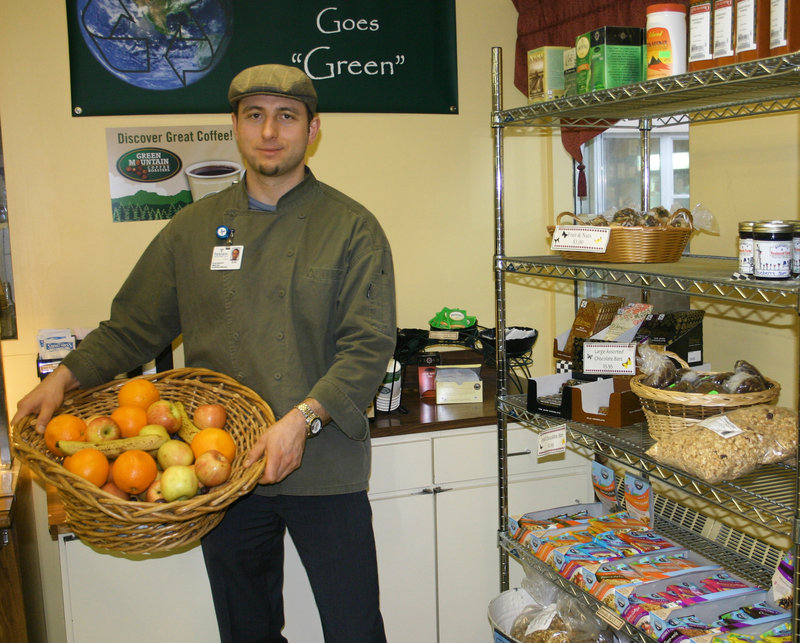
244, 410, 307, 484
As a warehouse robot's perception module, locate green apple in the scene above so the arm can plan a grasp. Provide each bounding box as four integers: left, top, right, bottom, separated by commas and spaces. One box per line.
139, 424, 170, 441
160, 465, 199, 502
157, 437, 194, 469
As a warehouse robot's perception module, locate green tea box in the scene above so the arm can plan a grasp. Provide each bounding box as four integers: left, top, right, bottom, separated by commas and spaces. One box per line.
575, 27, 645, 93
527, 46, 568, 103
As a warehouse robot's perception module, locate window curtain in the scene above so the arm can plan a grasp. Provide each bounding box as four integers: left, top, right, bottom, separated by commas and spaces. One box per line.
511, 0, 688, 196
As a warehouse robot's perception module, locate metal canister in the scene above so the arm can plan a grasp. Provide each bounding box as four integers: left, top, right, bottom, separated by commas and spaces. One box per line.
737, 221, 754, 275
753, 220, 793, 279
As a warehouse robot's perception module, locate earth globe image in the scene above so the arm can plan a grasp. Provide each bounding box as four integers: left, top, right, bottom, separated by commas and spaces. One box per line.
77, 0, 233, 91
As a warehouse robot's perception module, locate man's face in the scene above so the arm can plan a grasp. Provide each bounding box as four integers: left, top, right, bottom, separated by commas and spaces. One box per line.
232, 94, 320, 181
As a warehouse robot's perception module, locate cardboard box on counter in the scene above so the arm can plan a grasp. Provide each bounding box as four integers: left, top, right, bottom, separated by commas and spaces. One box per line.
435, 364, 482, 404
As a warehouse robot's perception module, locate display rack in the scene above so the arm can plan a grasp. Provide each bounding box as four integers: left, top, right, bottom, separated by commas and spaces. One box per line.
490, 47, 800, 643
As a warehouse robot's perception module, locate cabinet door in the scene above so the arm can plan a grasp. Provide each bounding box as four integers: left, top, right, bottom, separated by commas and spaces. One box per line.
59, 535, 219, 643
434, 469, 591, 643
371, 491, 438, 643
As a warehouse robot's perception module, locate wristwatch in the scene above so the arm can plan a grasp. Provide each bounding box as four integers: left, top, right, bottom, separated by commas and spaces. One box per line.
295, 402, 323, 438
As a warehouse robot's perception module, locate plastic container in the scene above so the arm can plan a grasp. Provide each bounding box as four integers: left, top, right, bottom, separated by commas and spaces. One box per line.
713, 0, 737, 65
738, 220, 755, 275
736, 0, 771, 60
753, 220, 793, 279
770, 0, 800, 55
647, 4, 689, 77
689, 0, 717, 68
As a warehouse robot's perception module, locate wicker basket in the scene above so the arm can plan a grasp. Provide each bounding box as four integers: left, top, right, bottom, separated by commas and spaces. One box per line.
547, 209, 693, 263
11, 368, 274, 554
629, 354, 781, 441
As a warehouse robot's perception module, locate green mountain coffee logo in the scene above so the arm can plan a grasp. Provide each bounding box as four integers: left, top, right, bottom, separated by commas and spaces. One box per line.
117, 148, 182, 183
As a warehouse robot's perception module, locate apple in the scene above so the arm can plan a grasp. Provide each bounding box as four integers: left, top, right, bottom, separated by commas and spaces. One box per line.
139, 424, 170, 441
194, 403, 227, 429
194, 449, 232, 487
85, 415, 122, 442
160, 465, 199, 501
157, 439, 194, 469
101, 480, 130, 500
145, 477, 165, 502
146, 399, 182, 434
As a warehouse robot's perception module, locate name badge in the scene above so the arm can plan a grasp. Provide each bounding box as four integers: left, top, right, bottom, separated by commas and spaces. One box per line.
211, 245, 244, 271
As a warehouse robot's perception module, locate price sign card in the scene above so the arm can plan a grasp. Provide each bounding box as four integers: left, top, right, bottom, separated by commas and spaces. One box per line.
582, 342, 637, 375
537, 424, 566, 457
550, 225, 611, 253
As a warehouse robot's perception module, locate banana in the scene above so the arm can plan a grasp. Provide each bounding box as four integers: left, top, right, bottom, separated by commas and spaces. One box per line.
58, 433, 169, 458
176, 401, 201, 444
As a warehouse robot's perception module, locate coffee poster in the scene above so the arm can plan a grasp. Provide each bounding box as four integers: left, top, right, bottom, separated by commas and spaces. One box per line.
106, 126, 240, 223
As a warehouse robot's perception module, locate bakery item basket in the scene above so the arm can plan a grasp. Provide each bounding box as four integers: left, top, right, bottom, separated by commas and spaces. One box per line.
547, 209, 693, 263
11, 367, 274, 554
629, 354, 781, 441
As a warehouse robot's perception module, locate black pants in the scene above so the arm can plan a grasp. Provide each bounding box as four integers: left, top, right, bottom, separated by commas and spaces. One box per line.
201, 490, 387, 643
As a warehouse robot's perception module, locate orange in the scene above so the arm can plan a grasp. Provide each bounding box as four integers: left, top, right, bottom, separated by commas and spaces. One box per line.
113, 449, 158, 495
64, 448, 110, 487
191, 427, 237, 463
111, 405, 149, 438
44, 414, 87, 456
117, 378, 160, 411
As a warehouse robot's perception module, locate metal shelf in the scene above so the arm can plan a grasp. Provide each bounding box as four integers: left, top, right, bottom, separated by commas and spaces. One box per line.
493, 53, 800, 129
499, 394, 796, 535
498, 255, 800, 312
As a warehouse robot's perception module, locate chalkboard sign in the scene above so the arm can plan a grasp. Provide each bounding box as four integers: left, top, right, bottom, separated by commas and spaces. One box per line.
67, 1, 458, 116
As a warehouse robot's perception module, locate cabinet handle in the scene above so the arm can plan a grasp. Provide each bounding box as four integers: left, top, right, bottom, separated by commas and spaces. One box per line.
432, 486, 453, 494
507, 449, 531, 457
413, 487, 435, 495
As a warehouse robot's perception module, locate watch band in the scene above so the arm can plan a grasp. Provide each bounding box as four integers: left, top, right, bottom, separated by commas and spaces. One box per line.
295, 402, 323, 438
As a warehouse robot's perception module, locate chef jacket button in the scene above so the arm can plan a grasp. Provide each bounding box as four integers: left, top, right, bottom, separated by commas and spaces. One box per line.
276, 332, 284, 341
232, 332, 240, 341
278, 289, 286, 298
274, 372, 282, 381
287, 249, 294, 257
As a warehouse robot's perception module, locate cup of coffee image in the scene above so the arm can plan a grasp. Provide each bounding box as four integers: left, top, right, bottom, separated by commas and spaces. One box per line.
185, 160, 243, 200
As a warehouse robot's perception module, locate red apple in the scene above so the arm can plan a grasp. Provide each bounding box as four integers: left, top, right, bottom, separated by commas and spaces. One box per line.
194, 449, 232, 487
146, 400, 182, 434
85, 415, 122, 442
145, 477, 165, 502
157, 439, 194, 469
101, 480, 130, 500
194, 403, 227, 429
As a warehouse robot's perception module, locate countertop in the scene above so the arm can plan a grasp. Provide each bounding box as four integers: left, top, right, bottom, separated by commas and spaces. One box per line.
46, 350, 501, 536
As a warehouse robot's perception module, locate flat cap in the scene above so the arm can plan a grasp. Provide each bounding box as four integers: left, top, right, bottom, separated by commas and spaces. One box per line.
228, 64, 317, 114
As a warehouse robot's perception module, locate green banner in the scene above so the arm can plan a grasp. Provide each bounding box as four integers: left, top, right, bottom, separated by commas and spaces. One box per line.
67, 1, 458, 116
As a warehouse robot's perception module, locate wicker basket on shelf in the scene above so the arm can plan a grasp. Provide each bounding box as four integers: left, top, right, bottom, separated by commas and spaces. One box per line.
546, 209, 693, 263
629, 353, 781, 441
11, 367, 274, 554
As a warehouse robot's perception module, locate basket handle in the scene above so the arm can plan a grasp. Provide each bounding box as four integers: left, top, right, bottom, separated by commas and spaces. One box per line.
667, 208, 694, 231
556, 211, 581, 225
659, 349, 690, 369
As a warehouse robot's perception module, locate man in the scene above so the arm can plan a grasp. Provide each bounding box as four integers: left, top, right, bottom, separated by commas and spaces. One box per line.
13, 64, 396, 642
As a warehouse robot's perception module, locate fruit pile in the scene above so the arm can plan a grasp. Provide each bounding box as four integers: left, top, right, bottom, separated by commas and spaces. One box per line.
45, 378, 238, 503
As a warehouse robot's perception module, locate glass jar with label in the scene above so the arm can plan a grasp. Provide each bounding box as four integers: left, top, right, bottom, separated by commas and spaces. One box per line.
753, 220, 793, 279
792, 220, 800, 275
738, 220, 755, 275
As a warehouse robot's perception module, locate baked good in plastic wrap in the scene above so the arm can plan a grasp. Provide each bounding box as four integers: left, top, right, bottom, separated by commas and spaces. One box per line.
645, 405, 797, 484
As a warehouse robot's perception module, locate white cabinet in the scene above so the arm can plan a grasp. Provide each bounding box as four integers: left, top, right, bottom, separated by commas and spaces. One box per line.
57, 424, 591, 643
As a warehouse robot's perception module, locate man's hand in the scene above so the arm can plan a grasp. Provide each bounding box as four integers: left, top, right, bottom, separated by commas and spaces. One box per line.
243, 407, 308, 484
11, 365, 80, 434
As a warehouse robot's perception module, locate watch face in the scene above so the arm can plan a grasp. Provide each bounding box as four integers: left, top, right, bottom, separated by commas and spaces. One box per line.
310, 418, 323, 435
